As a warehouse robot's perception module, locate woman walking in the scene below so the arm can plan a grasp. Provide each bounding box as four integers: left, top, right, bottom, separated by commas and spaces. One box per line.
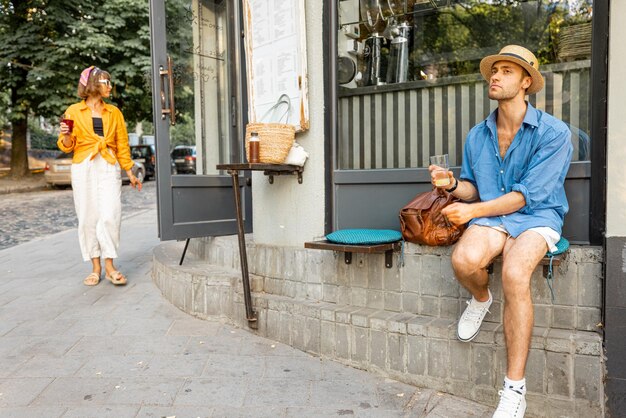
58, 66, 142, 286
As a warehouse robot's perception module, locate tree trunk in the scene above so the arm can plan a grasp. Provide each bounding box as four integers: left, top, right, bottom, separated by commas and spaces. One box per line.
10, 114, 29, 178
9, 74, 30, 178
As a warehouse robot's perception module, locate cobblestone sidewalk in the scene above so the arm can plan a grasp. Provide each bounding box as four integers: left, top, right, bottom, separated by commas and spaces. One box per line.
0, 181, 157, 251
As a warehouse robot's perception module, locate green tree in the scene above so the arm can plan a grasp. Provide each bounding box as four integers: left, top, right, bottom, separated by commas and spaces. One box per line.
0, 0, 153, 177
29, 117, 57, 150
407, 0, 592, 80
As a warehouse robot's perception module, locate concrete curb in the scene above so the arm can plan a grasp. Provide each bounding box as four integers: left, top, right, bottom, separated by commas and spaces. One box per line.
0, 172, 48, 195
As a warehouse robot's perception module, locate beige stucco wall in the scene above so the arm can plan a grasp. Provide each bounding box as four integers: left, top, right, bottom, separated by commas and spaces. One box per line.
251, 1, 326, 246
607, 1, 626, 237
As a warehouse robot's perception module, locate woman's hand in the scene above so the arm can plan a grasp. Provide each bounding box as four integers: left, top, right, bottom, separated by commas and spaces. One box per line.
59, 122, 74, 148
60, 122, 71, 136
126, 170, 143, 191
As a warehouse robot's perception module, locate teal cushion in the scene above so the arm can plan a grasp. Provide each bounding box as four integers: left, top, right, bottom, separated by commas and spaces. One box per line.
546, 237, 570, 256
326, 229, 402, 245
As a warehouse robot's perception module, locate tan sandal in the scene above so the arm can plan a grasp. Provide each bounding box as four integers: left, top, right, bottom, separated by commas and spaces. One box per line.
105, 270, 127, 286
83, 272, 101, 286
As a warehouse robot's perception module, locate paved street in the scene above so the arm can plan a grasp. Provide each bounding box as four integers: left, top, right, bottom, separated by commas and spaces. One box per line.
0, 197, 494, 417
0, 181, 157, 251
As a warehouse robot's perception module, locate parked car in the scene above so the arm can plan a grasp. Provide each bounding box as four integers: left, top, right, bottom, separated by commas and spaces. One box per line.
171, 145, 196, 174
130, 144, 156, 180
44, 152, 73, 187
44, 152, 145, 187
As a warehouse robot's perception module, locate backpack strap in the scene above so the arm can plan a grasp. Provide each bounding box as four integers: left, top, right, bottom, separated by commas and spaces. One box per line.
544, 237, 569, 303
545, 255, 556, 303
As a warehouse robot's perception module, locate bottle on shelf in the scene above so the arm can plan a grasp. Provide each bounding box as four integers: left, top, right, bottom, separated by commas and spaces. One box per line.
249, 132, 260, 163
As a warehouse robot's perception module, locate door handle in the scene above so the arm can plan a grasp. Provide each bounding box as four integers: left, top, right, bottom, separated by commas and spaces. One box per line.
159, 55, 176, 125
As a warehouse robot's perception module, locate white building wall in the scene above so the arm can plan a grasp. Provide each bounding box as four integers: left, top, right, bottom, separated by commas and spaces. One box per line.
607, 1, 626, 237
251, 0, 326, 246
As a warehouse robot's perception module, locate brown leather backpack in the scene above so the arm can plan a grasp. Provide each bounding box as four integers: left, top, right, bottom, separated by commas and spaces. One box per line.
399, 188, 467, 246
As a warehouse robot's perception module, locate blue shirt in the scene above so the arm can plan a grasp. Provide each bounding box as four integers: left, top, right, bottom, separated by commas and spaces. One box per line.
460, 102, 573, 237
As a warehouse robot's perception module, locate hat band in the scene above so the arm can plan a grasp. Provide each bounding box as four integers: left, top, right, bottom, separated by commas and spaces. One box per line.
500, 52, 534, 67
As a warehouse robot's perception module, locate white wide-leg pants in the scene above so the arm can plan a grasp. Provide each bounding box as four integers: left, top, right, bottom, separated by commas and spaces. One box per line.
71, 153, 122, 261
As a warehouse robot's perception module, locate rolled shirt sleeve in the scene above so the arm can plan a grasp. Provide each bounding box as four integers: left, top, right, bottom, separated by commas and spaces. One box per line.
511, 126, 572, 215
57, 133, 75, 153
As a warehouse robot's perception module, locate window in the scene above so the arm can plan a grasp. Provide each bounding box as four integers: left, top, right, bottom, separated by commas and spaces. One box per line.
166, 0, 232, 175
336, 0, 594, 170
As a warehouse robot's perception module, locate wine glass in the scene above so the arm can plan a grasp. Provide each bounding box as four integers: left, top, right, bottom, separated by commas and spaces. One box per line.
360, 0, 385, 36
60, 113, 74, 134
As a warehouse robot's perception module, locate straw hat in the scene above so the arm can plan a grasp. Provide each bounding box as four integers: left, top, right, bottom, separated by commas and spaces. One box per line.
479, 45, 544, 95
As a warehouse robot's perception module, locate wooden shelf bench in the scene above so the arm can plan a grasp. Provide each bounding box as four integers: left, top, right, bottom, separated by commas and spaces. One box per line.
304, 240, 402, 268
304, 240, 564, 275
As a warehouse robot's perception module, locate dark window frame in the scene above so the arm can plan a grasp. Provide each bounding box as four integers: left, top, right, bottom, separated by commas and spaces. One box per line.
325, 0, 608, 246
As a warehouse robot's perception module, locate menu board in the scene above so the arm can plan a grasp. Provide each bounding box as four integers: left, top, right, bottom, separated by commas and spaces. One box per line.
243, 0, 309, 132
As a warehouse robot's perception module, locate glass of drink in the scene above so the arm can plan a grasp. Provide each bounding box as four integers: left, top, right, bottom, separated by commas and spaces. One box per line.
60, 114, 74, 133
430, 154, 450, 187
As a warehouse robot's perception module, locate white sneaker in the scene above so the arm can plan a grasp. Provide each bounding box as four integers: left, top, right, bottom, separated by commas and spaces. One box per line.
457, 290, 492, 342
493, 387, 526, 418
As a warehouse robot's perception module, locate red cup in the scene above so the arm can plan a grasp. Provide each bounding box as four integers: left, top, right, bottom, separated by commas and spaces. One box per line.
61, 118, 74, 133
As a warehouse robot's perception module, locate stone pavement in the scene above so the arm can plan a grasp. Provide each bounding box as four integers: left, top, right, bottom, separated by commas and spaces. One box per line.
0, 208, 493, 418
0, 180, 157, 251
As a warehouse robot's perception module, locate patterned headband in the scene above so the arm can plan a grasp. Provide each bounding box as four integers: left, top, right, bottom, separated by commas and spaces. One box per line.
79, 66, 96, 87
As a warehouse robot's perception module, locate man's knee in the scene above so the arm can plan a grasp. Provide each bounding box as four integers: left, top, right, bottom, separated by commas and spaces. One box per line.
451, 245, 488, 277
501, 263, 533, 300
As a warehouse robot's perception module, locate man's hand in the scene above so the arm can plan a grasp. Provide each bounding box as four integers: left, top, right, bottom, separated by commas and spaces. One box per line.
441, 202, 474, 225
428, 165, 455, 189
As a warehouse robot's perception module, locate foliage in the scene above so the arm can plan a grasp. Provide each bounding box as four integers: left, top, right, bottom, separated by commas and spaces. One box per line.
0, 0, 194, 175
93, 0, 153, 126
0, 0, 154, 124
28, 117, 57, 150
0, 90, 8, 130
399, 0, 594, 80
164, 0, 195, 128
169, 113, 195, 150
0, 0, 214, 175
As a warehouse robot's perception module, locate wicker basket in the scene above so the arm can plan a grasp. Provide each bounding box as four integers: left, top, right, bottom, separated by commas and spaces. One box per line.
245, 122, 295, 164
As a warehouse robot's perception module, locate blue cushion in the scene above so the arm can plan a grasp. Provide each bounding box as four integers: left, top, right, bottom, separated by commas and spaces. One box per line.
546, 237, 570, 256
326, 229, 402, 245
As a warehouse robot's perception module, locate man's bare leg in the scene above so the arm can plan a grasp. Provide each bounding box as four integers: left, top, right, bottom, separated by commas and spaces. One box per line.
500, 230, 548, 380
451, 225, 508, 301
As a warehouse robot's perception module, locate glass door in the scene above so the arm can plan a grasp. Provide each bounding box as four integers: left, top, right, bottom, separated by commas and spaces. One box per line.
150, 0, 251, 240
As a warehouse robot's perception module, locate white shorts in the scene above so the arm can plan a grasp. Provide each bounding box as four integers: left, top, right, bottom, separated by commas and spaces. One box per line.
488, 225, 560, 253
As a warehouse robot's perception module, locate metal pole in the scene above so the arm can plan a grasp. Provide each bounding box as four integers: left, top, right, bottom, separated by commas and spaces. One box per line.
229, 170, 257, 328
179, 238, 190, 266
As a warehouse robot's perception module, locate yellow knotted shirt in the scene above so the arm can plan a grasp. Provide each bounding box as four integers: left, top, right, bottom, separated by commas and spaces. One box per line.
57, 100, 133, 171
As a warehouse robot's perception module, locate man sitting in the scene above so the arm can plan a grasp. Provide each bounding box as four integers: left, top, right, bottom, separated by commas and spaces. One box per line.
429, 45, 573, 418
